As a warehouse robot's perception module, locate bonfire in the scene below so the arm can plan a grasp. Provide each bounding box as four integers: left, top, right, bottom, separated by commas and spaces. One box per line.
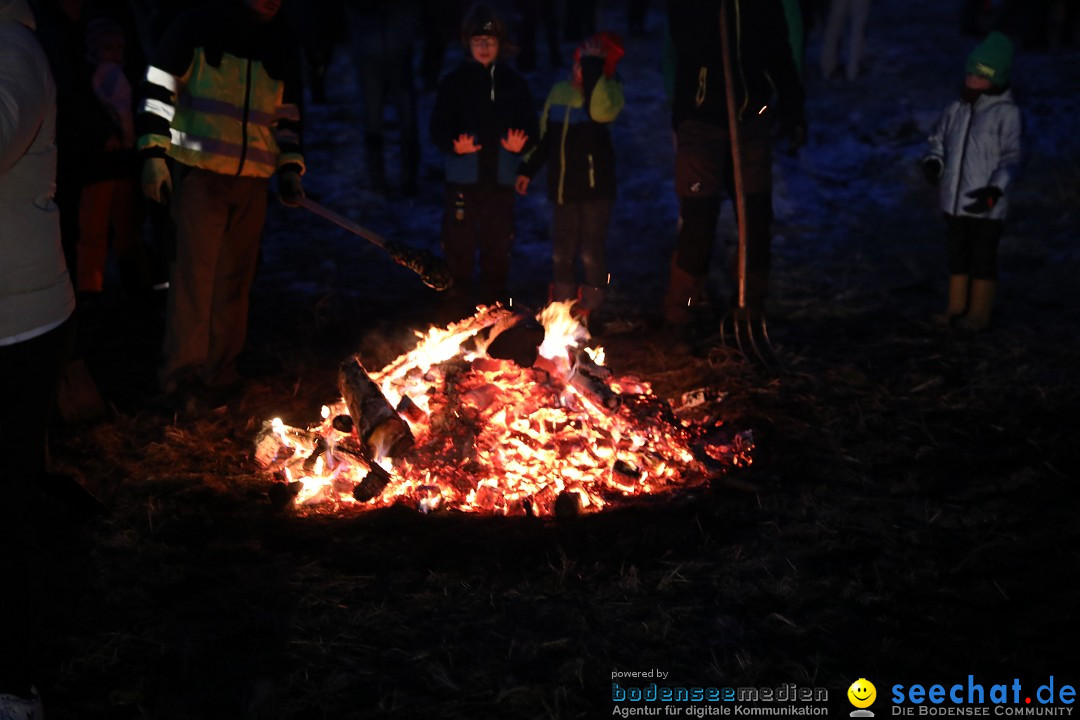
256, 302, 752, 516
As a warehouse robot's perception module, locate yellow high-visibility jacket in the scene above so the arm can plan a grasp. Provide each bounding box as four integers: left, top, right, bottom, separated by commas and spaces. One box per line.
136, 4, 304, 178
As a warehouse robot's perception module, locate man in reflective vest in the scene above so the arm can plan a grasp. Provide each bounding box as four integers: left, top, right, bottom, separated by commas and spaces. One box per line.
137, 0, 304, 396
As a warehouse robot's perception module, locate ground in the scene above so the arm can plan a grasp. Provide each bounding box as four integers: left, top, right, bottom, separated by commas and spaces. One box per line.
44, 0, 1079, 718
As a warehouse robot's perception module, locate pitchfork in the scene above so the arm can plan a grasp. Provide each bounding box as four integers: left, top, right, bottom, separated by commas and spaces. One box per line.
715, 2, 782, 370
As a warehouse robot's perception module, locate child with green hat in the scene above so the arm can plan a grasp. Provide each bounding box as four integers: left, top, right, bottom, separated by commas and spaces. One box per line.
921, 31, 1022, 331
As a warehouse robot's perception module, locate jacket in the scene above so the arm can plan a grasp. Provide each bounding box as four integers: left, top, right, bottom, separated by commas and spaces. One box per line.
136, 3, 304, 178
430, 58, 538, 187
0, 0, 76, 344
520, 57, 625, 204
667, 0, 805, 132
925, 89, 1022, 221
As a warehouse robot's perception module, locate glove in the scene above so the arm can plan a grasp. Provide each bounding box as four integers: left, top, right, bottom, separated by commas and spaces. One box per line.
141, 157, 172, 204
921, 158, 943, 186
962, 186, 1003, 214
278, 168, 304, 207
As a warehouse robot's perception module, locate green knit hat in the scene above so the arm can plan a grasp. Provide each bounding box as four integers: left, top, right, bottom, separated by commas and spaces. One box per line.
966, 32, 1014, 87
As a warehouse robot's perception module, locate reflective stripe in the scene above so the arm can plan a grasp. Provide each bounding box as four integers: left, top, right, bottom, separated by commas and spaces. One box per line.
139, 98, 175, 122
170, 128, 277, 168
184, 95, 276, 126
275, 129, 300, 145
275, 103, 300, 123
146, 65, 179, 94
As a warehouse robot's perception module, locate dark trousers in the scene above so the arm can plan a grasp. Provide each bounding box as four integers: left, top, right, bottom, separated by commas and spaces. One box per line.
551, 199, 612, 300
441, 184, 516, 308
348, 5, 421, 190
672, 118, 774, 304
161, 166, 268, 392
945, 214, 1003, 280
0, 315, 75, 695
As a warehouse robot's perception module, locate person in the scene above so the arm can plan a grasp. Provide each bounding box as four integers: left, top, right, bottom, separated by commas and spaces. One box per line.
1, 0, 77, 716
136, 0, 306, 398
516, 32, 626, 329
819, 0, 871, 81
662, 0, 806, 341
429, 3, 538, 317
76, 15, 151, 298
922, 31, 1021, 332
344, 0, 422, 196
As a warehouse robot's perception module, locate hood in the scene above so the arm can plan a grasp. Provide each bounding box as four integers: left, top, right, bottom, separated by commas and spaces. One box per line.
0, 0, 36, 29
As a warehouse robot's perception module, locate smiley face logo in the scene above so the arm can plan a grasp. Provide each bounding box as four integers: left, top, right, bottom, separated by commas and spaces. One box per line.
847, 678, 877, 708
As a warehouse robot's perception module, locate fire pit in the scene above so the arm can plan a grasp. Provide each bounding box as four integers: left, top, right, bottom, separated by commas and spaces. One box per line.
256, 302, 753, 516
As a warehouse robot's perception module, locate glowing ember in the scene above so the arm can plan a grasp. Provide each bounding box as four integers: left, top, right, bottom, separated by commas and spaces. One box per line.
256, 303, 752, 515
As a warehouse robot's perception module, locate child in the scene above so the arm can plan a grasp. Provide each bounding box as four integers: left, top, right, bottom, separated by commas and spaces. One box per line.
77, 16, 150, 297
922, 31, 1021, 331
516, 32, 625, 329
429, 4, 538, 318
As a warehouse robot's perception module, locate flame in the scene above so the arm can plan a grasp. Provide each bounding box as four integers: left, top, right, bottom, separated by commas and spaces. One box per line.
257, 304, 752, 516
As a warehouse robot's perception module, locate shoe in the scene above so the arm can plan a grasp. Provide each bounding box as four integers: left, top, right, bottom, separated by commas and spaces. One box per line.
0, 686, 43, 720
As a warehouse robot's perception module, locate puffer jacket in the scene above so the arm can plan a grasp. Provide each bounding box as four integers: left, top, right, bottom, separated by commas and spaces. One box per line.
0, 0, 75, 344
430, 58, 538, 188
136, 2, 304, 178
925, 89, 1022, 221
519, 57, 625, 204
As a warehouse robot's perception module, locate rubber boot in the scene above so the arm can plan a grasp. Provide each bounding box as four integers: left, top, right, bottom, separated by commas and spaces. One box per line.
663, 258, 705, 326
956, 278, 995, 331
549, 281, 577, 303
577, 284, 604, 332
932, 274, 969, 327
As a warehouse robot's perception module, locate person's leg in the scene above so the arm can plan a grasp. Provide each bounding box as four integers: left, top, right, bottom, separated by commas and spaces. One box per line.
441, 185, 479, 315
109, 174, 152, 296
577, 198, 613, 310
935, 213, 972, 325
0, 316, 74, 703
959, 217, 1003, 330
820, 0, 850, 78
846, 0, 871, 79
160, 167, 231, 393
551, 202, 582, 301
476, 186, 516, 306
76, 179, 114, 293
201, 176, 269, 389
667, 121, 727, 326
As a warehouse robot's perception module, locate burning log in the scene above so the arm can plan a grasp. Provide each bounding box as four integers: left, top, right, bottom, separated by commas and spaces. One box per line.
566, 348, 620, 412
352, 462, 393, 503
338, 356, 415, 460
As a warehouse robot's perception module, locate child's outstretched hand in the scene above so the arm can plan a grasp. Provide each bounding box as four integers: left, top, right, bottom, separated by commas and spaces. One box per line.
515, 174, 530, 196
453, 133, 482, 154
501, 128, 529, 153
963, 186, 1003, 214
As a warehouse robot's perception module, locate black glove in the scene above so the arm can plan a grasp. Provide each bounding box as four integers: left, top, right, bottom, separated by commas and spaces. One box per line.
921, 158, 943, 187
278, 168, 304, 207
962, 186, 1003, 214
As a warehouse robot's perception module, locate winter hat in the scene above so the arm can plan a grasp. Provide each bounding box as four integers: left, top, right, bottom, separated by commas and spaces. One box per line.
966, 31, 1013, 87
462, 4, 508, 45
85, 16, 124, 54
573, 31, 626, 77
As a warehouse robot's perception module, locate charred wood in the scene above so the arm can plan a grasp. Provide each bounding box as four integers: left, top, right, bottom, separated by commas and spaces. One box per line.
339, 357, 415, 460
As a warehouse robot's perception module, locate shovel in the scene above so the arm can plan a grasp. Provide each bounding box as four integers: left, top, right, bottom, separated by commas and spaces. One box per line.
296, 197, 453, 292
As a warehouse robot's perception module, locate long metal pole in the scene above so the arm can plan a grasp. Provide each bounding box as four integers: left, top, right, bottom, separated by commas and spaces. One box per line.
718, 0, 749, 312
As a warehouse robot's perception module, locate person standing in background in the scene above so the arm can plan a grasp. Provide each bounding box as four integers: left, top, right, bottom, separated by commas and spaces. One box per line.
820, 0, 872, 80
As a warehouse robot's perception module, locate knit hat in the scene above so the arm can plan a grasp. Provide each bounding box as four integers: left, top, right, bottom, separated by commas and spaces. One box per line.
462, 4, 507, 44
966, 31, 1013, 87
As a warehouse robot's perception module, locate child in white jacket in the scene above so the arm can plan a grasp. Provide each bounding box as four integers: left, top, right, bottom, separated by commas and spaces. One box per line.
922, 31, 1022, 331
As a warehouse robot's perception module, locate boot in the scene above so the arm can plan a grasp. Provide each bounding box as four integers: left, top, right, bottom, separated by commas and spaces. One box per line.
932, 274, 969, 326
956, 278, 995, 331
662, 258, 705, 326
576, 284, 604, 332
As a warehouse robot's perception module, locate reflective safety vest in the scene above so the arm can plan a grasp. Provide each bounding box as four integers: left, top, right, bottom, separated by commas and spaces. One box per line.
136, 6, 304, 178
